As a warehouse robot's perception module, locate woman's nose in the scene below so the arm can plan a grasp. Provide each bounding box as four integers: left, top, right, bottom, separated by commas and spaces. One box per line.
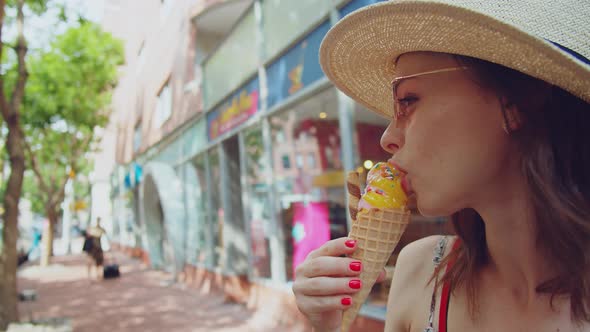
380, 122, 404, 154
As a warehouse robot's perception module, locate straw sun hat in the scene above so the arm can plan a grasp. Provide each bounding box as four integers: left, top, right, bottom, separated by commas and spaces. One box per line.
319, 0, 590, 118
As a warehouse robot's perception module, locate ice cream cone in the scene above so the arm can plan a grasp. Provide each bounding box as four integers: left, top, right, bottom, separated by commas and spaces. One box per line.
341, 174, 411, 332
346, 171, 362, 222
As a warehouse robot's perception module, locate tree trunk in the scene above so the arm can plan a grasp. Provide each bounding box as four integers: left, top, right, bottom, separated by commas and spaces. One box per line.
40, 208, 58, 266
0, 117, 25, 329
0, 0, 28, 326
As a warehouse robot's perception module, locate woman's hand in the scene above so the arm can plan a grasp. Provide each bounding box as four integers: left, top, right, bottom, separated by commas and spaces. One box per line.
292, 237, 366, 332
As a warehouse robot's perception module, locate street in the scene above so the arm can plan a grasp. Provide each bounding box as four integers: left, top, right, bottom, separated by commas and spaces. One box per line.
17, 251, 305, 332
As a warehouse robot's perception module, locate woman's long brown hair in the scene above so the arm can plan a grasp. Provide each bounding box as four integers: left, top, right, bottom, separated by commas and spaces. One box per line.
433, 55, 590, 323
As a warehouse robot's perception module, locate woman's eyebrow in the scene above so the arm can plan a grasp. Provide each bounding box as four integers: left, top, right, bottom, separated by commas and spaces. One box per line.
392, 76, 419, 95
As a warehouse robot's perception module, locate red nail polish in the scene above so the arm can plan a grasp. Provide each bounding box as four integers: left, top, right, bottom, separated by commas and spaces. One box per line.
349, 279, 361, 289
341, 297, 352, 306
345, 240, 356, 248
349, 262, 361, 272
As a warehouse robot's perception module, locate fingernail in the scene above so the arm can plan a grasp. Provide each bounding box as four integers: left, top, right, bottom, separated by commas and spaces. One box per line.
341, 297, 352, 306
349, 279, 361, 289
349, 261, 361, 272
345, 240, 356, 248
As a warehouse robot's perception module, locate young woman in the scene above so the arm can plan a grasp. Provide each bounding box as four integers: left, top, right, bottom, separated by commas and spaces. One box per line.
84, 217, 107, 280
292, 1, 590, 331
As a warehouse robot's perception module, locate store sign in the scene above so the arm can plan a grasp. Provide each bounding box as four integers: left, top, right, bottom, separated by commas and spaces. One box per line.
266, 20, 331, 109
207, 79, 259, 141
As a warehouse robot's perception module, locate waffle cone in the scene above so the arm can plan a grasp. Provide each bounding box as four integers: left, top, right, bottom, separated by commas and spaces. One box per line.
346, 171, 361, 222
341, 208, 410, 332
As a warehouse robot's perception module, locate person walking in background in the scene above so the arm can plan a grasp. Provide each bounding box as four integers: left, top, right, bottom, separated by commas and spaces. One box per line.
293, 0, 590, 331
83, 217, 107, 280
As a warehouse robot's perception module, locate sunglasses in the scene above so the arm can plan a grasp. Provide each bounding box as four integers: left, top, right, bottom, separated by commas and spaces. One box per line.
391, 66, 469, 120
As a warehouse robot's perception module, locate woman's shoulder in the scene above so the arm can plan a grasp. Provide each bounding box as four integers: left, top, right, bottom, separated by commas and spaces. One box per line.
397, 235, 454, 273
384, 235, 456, 331
390, 236, 444, 295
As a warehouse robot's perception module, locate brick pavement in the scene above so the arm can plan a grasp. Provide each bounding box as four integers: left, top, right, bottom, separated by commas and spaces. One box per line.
17, 252, 306, 332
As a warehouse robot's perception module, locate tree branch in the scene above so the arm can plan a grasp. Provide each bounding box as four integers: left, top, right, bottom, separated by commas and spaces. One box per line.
10, 0, 28, 113
70, 131, 94, 170
46, 132, 93, 212
22, 138, 50, 194
0, 0, 11, 120
49, 180, 66, 210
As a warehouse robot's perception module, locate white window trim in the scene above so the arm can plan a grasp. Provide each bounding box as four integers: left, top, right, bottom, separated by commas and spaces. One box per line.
154, 80, 172, 128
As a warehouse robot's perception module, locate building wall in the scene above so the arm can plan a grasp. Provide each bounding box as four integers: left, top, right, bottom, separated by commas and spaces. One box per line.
102, 0, 205, 165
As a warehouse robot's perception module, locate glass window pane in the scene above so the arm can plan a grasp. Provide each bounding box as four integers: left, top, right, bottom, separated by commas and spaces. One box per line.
243, 126, 272, 278
208, 148, 223, 268
282, 155, 291, 169
203, 10, 258, 110
270, 88, 347, 281
262, 0, 348, 60
307, 153, 315, 168
133, 124, 142, 153
187, 155, 210, 266
155, 81, 172, 128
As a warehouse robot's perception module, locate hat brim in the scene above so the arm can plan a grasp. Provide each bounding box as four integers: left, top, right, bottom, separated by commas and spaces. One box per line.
320, 1, 590, 118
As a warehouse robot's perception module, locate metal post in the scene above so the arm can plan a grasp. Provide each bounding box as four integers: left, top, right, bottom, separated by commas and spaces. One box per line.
262, 117, 287, 283
337, 92, 357, 231
204, 151, 215, 268
330, 2, 357, 231
219, 143, 230, 273
238, 131, 255, 281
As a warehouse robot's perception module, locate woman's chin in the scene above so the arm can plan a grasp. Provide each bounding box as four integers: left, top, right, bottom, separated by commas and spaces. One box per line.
415, 197, 453, 218
416, 207, 441, 218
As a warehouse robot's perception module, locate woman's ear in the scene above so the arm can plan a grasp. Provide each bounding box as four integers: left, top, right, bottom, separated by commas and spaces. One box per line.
500, 97, 522, 133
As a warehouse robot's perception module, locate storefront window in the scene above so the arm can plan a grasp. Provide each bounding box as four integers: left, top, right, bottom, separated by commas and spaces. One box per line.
270, 88, 348, 281
208, 148, 223, 268
185, 157, 209, 266
122, 189, 136, 247
243, 126, 273, 279
195, 157, 210, 266
220, 135, 249, 275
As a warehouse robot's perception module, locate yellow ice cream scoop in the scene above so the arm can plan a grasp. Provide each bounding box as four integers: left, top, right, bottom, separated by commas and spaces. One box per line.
360, 162, 407, 210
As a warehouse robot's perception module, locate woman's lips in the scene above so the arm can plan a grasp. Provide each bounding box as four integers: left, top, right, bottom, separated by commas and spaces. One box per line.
387, 159, 407, 174
387, 159, 413, 195
401, 176, 413, 196
401, 177, 417, 209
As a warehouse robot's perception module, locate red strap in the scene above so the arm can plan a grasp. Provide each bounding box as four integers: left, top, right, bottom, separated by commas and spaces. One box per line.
438, 238, 461, 332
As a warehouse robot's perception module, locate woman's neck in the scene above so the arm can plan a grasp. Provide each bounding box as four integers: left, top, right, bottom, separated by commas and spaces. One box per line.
472, 173, 553, 308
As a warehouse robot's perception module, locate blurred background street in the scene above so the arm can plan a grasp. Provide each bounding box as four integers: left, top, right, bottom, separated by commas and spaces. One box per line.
16, 239, 302, 332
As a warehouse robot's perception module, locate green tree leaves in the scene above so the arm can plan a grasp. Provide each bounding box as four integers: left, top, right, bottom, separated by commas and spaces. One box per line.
22, 20, 123, 226
23, 21, 124, 130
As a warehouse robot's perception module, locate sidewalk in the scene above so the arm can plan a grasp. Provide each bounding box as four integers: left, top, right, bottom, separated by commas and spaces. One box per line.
17, 252, 304, 332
